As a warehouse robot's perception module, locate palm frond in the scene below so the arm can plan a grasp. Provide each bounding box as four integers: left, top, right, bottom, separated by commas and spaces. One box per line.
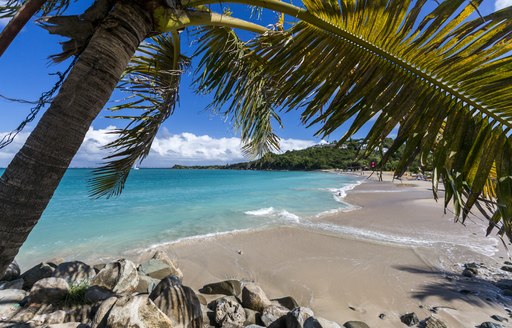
90, 33, 190, 198
241, 0, 512, 237
193, 25, 282, 158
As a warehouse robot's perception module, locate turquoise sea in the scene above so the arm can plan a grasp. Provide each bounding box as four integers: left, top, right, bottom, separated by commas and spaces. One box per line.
3, 169, 361, 268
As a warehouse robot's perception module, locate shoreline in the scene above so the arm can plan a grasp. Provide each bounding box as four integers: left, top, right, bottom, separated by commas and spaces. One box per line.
128, 173, 511, 327
9, 170, 512, 327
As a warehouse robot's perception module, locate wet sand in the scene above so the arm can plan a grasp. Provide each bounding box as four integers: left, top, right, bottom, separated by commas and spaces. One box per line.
138, 173, 512, 327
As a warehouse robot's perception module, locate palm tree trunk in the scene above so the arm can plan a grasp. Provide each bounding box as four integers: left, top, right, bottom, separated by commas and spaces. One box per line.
0, 0, 46, 57
0, 1, 152, 275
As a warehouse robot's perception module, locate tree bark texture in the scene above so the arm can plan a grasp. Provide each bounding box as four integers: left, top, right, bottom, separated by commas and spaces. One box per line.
0, 1, 152, 275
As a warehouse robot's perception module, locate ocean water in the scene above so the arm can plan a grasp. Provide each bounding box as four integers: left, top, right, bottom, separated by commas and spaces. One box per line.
1, 169, 361, 267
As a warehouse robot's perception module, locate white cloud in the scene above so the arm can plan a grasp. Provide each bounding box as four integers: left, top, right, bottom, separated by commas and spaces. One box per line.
0, 18, 10, 27
0, 126, 317, 168
496, 0, 512, 10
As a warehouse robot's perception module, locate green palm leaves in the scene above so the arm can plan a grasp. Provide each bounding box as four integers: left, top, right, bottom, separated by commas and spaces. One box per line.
94, 1, 511, 237
208, 0, 511, 238
194, 26, 282, 158
91, 34, 190, 198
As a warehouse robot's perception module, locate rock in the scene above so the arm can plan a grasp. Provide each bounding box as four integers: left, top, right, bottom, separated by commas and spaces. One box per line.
242, 283, 271, 312
271, 297, 299, 311
479, 323, 503, 328
245, 308, 262, 326
342, 322, 369, 328
490, 315, 508, 322
200, 280, 242, 297
501, 266, 512, 273
85, 285, 115, 303
29, 277, 69, 304
505, 261, 512, 266
135, 275, 160, 294
423, 316, 447, 328
400, 313, 419, 326
304, 317, 341, 328
1, 260, 21, 281
261, 305, 289, 327
215, 296, 246, 327
0, 289, 28, 320
197, 293, 207, 305
139, 259, 183, 281
106, 295, 173, 328
6, 303, 41, 323
0, 278, 24, 290
93, 263, 106, 273
378, 313, 386, 319
495, 279, 512, 290
45, 323, 90, 328
21, 262, 56, 290
285, 307, 315, 328
53, 261, 96, 285
502, 289, 512, 297
91, 259, 139, 294
29, 310, 67, 326
462, 268, 477, 277
151, 250, 177, 267
91, 296, 117, 328
149, 277, 202, 328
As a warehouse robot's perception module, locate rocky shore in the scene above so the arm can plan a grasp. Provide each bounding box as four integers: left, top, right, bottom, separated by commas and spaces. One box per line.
1, 249, 511, 328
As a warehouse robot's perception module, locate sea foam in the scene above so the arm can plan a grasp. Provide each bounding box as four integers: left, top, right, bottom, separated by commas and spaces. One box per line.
245, 207, 301, 223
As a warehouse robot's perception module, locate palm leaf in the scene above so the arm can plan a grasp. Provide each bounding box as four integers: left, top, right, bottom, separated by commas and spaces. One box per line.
90, 33, 190, 198
193, 25, 282, 158
198, 0, 512, 237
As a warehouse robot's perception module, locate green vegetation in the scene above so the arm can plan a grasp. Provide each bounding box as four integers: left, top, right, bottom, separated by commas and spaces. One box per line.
63, 282, 89, 306
173, 138, 428, 173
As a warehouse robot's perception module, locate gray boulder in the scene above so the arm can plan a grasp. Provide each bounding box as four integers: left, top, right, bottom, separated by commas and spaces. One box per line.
91, 296, 117, 328
84, 285, 115, 303
135, 275, 160, 294
29, 277, 69, 304
479, 323, 503, 328
0, 278, 24, 290
286, 307, 315, 328
45, 323, 91, 328
106, 295, 173, 328
245, 308, 263, 326
342, 322, 369, 328
242, 283, 272, 312
53, 261, 96, 285
29, 310, 67, 326
0, 289, 28, 320
91, 259, 139, 294
215, 296, 246, 327
272, 297, 299, 311
21, 262, 56, 290
261, 305, 289, 327
422, 316, 447, 328
490, 315, 508, 322
304, 317, 341, 328
151, 250, 177, 267
1, 260, 21, 281
200, 280, 242, 297
139, 259, 183, 280
149, 276, 203, 328
400, 313, 419, 326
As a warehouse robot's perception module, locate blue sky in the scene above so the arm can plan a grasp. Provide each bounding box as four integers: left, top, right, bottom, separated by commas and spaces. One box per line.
0, 0, 509, 167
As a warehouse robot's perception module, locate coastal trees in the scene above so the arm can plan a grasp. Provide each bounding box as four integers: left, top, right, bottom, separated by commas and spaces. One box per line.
0, 0, 511, 276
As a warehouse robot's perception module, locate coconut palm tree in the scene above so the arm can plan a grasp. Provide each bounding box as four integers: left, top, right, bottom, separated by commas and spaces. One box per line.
0, 0, 510, 276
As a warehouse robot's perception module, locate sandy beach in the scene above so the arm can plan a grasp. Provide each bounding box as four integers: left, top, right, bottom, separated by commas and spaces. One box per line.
133, 173, 512, 327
